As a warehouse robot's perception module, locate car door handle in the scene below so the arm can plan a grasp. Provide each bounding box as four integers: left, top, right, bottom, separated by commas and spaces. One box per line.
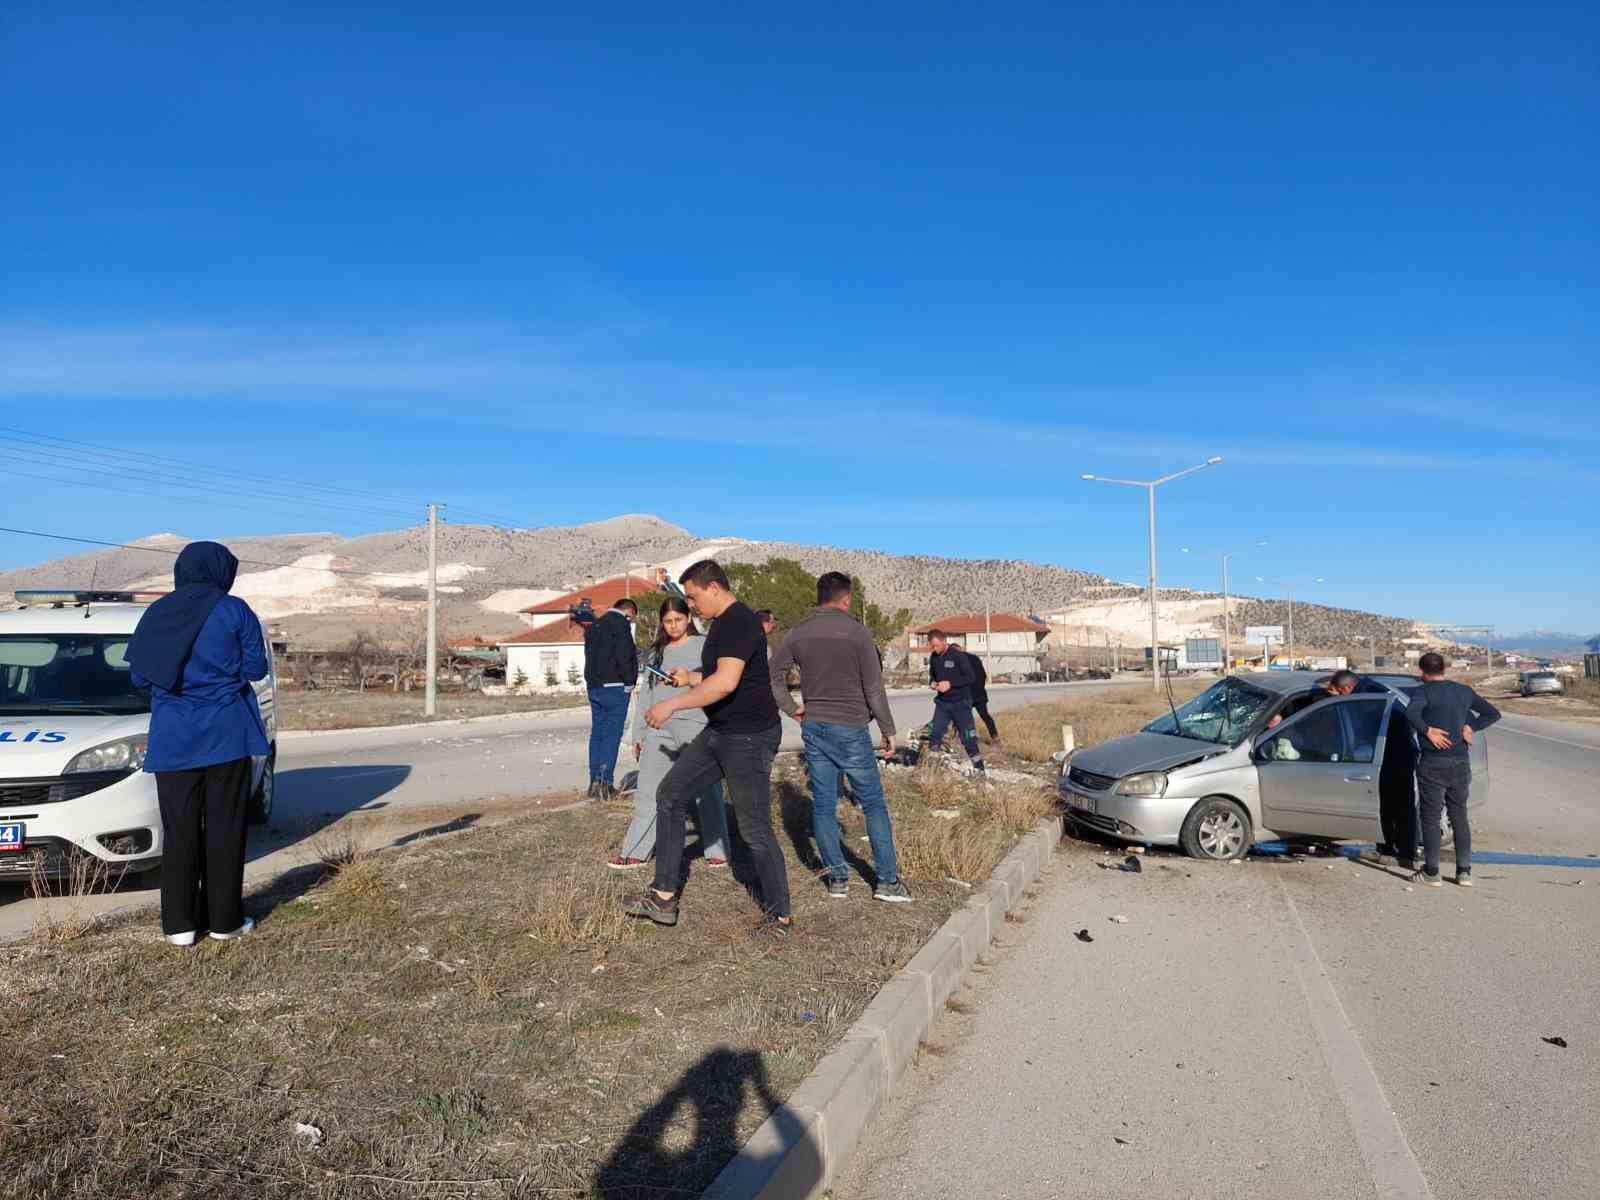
1344, 774, 1373, 782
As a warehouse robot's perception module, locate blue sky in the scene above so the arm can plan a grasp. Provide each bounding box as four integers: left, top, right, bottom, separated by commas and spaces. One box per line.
2, 2, 1595, 631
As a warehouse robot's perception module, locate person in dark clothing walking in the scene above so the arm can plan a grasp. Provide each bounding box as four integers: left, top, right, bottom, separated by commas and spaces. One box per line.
583, 597, 638, 799
128, 542, 270, 946
925, 631, 986, 774
624, 560, 792, 936
967, 649, 999, 743
1403, 652, 1501, 887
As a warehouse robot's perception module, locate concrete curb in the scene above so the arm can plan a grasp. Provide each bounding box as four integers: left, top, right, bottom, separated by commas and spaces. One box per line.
701, 813, 1066, 1200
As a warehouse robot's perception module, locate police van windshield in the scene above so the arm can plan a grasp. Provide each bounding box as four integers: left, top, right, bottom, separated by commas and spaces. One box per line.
0, 635, 149, 715
1143, 677, 1275, 745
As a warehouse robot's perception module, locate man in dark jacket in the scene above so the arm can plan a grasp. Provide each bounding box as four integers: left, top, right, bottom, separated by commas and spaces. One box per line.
967, 649, 999, 743
926, 630, 986, 774
1403, 652, 1501, 887
583, 597, 639, 799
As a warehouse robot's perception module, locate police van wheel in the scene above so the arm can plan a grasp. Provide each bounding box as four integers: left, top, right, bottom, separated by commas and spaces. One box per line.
248, 752, 275, 825
1180, 797, 1251, 861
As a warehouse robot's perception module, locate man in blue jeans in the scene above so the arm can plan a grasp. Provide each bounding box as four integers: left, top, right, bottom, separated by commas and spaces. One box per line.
581, 596, 638, 800
770, 571, 910, 902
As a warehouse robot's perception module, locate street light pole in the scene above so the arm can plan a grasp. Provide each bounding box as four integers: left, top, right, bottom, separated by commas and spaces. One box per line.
1082, 456, 1224, 693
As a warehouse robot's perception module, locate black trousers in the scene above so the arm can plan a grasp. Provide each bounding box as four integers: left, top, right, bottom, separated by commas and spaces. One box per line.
1378, 772, 1420, 862
652, 725, 790, 918
930, 697, 983, 762
1416, 758, 1472, 877
972, 690, 998, 739
155, 757, 251, 936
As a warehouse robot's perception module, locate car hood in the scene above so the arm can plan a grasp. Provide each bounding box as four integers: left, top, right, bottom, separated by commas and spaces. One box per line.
1073, 731, 1227, 779
0, 713, 149, 777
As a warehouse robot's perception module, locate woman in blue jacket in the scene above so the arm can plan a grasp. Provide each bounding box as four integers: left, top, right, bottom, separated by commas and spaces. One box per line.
129, 542, 270, 946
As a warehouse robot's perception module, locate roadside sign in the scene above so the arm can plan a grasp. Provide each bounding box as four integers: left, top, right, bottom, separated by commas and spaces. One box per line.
1245, 625, 1284, 645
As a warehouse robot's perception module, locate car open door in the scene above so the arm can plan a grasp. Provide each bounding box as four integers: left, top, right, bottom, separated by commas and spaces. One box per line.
1253, 695, 1392, 840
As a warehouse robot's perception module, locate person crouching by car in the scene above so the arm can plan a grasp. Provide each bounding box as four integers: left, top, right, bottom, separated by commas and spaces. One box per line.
582, 597, 639, 800
127, 541, 270, 947
609, 596, 729, 871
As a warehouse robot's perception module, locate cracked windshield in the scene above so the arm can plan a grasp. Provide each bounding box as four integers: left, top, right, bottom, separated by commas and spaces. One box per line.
1143, 678, 1273, 745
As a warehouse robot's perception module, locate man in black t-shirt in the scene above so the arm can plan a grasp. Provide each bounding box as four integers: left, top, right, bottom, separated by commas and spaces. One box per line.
622, 559, 792, 935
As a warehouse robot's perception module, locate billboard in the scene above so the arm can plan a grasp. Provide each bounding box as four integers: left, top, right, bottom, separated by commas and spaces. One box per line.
1184, 637, 1223, 667
1245, 625, 1284, 645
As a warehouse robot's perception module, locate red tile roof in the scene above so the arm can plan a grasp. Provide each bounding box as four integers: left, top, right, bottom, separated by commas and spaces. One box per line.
912, 614, 1049, 636
500, 617, 586, 645
520, 573, 661, 616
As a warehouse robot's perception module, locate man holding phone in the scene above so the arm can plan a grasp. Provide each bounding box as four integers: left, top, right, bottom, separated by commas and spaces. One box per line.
622, 560, 792, 937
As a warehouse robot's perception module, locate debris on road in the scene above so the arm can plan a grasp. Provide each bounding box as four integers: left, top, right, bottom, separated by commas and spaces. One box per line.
292, 1122, 324, 1150
1542, 1036, 1568, 1049
1075, 929, 1094, 943
1109, 914, 1129, 924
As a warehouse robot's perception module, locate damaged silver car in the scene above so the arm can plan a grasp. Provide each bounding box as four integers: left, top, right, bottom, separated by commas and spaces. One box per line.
1058, 672, 1488, 860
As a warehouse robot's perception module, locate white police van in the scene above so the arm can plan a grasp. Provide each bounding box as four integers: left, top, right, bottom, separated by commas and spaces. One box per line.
0, 591, 277, 881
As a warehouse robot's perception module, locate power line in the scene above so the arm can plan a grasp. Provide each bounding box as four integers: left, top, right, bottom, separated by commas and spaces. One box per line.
0, 524, 436, 582
0, 441, 421, 522
0, 427, 419, 510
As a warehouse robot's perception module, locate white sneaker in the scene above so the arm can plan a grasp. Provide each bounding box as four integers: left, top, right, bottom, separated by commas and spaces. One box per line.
209, 917, 256, 941
165, 930, 198, 947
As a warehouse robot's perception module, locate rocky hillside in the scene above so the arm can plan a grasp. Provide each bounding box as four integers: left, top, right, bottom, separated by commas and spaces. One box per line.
1, 514, 1423, 649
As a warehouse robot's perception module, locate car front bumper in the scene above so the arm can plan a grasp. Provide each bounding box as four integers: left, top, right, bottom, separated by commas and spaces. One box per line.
1057, 776, 1187, 846
0, 769, 162, 879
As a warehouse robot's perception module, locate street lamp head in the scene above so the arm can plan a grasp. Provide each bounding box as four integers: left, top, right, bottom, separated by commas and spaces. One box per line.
1080, 473, 1096, 481
1206, 456, 1224, 465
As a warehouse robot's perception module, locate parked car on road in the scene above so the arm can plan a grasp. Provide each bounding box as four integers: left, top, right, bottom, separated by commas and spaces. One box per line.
0, 590, 278, 881
1058, 671, 1489, 860
1520, 671, 1563, 697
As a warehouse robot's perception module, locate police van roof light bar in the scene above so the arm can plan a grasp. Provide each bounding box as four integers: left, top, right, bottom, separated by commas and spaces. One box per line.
13, 589, 166, 607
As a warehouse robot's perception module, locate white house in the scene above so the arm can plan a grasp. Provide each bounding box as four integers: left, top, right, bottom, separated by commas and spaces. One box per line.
498, 573, 654, 694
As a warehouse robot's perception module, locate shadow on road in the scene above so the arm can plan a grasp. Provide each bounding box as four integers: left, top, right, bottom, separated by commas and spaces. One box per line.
258, 764, 413, 862
594, 1047, 818, 1200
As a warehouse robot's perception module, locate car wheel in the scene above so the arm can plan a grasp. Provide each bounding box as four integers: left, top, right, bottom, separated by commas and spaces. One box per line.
1180, 796, 1252, 861
247, 752, 275, 825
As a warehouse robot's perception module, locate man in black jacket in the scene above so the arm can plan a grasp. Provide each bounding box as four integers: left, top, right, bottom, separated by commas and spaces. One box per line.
967, 649, 999, 743
583, 597, 639, 799
926, 630, 986, 774
1404, 652, 1501, 887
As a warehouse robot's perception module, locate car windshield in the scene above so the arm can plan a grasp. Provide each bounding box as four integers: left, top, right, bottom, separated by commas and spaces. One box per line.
1529, 672, 1557, 681
1142, 677, 1274, 745
0, 634, 149, 715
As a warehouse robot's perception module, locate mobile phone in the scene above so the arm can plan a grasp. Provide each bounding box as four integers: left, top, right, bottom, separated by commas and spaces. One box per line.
646, 664, 674, 683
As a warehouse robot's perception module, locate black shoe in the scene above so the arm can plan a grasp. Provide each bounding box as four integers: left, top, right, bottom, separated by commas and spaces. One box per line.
622, 891, 679, 926
754, 915, 794, 941
586, 780, 600, 799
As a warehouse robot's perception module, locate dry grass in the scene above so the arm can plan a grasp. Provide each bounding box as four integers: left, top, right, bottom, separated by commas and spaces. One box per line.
275, 688, 584, 731
26, 848, 129, 944
2, 739, 1060, 1199
998, 681, 1208, 762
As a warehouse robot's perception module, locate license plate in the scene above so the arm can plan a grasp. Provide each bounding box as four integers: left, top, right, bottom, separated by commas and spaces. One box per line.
0, 822, 24, 852
1067, 791, 1094, 814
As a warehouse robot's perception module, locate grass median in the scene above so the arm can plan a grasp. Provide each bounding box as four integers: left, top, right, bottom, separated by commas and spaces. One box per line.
4, 742, 1055, 1199
999, 679, 1207, 763
276, 688, 586, 731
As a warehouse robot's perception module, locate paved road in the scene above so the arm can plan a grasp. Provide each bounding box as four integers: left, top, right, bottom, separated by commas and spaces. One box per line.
0, 681, 1109, 940
835, 713, 1600, 1200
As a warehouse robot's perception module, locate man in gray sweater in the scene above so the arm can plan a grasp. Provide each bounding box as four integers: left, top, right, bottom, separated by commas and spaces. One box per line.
771, 571, 910, 902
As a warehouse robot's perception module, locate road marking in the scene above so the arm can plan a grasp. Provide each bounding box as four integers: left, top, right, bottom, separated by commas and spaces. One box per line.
1496, 724, 1600, 753
1276, 875, 1434, 1200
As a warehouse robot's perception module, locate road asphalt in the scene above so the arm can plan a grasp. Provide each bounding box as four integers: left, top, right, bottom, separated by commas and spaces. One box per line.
0, 681, 1098, 940
832, 711, 1600, 1200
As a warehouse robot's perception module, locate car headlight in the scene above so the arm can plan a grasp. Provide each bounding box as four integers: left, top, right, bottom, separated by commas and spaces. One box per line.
1115, 771, 1168, 797
63, 735, 148, 775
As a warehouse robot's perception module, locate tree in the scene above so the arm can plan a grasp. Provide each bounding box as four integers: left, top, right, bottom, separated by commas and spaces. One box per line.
566, 662, 582, 686
544, 666, 560, 687
512, 667, 529, 689
625, 591, 669, 652
723, 558, 911, 648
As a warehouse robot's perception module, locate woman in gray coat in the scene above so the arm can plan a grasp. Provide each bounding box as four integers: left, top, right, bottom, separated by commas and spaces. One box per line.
607, 597, 729, 870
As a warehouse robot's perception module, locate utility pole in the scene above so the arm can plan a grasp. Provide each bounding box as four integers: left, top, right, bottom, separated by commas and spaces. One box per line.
425, 502, 440, 718
1082, 456, 1223, 693
1287, 585, 1295, 666
984, 595, 993, 680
